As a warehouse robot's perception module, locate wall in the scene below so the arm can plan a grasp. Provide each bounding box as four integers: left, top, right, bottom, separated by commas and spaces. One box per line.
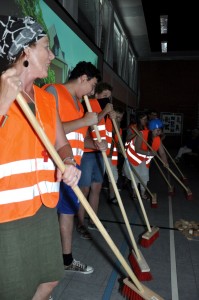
139, 60, 199, 132
103, 62, 137, 108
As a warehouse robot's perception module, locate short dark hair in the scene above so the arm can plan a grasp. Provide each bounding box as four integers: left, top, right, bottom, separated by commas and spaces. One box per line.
69, 61, 101, 81
95, 82, 113, 94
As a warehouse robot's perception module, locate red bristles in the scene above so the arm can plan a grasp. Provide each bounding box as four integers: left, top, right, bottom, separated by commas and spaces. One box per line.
128, 253, 152, 281
151, 194, 158, 208
168, 186, 175, 196
122, 278, 164, 300
140, 229, 159, 248
122, 282, 144, 300
186, 188, 193, 200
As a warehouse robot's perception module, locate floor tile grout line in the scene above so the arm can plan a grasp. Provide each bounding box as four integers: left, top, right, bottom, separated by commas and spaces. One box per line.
169, 194, 179, 300
102, 215, 138, 300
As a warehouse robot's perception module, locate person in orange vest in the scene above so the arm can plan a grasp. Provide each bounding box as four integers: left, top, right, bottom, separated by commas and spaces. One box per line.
106, 106, 124, 204
124, 119, 168, 199
77, 82, 115, 232
122, 111, 148, 195
126, 111, 148, 143
0, 16, 80, 300
44, 62, 107, 274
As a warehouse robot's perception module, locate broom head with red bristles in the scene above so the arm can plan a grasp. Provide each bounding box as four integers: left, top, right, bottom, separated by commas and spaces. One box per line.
128, 250, 152, 281
168, 185, 175, 196
151, 193, 158, 208
185, 187, 193, 200
122, 278, 164, 300
140, 227, 159, 248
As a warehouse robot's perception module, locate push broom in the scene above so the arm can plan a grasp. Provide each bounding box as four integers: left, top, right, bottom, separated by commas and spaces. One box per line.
111, 119, 159, 246
162, 144, 188, 184
16, 92, 164, 300
153, 157, 175, 196
84, 96, 152, 280
133, 127, 192, 201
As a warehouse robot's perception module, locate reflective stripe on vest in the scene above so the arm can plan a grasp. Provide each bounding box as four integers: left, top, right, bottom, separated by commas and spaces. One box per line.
126, 140, 147, 166
66, 132, 84, 158
84, 99, 106, 152
0, 86, 58, 222
43, 84, 88, 165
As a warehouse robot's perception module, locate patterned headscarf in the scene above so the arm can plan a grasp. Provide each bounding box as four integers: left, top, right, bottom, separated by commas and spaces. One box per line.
0, 16, 46, 65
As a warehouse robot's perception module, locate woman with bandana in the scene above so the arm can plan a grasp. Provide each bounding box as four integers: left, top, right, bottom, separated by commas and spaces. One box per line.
0, 16, 81, 300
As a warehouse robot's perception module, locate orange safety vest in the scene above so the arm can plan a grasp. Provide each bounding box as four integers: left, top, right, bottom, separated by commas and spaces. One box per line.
43, 84, 88, 165
0, 85, 59, 223
126, 129, 160, 168
84, 98, 106, 153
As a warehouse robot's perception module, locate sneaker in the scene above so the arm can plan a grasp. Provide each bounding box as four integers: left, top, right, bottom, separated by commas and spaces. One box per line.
88, 221, 107, 231
76, 225, 92, 240
141, 193, 150, 200
64, 259, 94, 274
88, 221, 99, 231
107, 197, 118, 205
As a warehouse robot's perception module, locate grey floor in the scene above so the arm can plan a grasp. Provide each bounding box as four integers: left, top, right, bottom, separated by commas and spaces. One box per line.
52, 154, 199, 300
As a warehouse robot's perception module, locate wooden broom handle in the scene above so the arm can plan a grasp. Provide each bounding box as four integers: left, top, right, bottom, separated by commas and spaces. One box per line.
153, 157, 172, 188
112, 119, 152, 231
83, 96, 141, 258
162, 144, 185, 179
132, 126, 189, 192
112, 119, 153, 197
16, 92, 143, 292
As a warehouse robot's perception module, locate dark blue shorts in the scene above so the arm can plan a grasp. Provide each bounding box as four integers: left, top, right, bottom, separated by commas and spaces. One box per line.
57, 165, 80, 215
78, 152, 105, 187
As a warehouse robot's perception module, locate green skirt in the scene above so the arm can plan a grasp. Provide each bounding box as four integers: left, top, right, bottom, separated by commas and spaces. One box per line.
0, 205, 64, 300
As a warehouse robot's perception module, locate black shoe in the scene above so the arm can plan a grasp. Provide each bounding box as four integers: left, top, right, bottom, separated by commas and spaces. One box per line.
107, 197, 118, 205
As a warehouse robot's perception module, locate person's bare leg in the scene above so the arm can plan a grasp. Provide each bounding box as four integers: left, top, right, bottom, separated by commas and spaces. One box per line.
88, 182, 102, 224
77, 187, 90, 227
59, 214, 74, 254
32, 281, 58, 300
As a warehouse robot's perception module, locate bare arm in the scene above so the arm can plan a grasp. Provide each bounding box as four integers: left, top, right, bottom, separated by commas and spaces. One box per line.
98, 103, 113, 122
84, 129, 108, 151
134, 134, 149, 155
55, 111, 81, 187
62, 112, 98, 134
0, 68, 23, 115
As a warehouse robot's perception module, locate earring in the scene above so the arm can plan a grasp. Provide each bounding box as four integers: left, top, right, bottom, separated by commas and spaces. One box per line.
23, 60, 29, 67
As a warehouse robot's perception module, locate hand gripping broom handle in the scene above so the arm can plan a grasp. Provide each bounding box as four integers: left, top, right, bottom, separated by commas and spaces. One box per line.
83, 96, 141, 259
132, 126, 189, 192
16, 93, 143, 292
111, 119, 152, 232
162, 144, 186, 179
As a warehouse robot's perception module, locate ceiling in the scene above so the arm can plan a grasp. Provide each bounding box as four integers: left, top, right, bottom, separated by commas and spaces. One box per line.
111, 0, 199, 61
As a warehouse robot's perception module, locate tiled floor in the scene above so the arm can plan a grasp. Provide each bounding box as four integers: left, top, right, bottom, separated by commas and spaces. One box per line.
52, 154, 199, 300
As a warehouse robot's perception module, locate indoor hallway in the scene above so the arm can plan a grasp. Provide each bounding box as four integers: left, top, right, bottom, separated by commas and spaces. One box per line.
52, 154, 199, 300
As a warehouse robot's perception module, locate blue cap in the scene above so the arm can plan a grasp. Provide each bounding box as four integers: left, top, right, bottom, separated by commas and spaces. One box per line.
148, 119, 163, 130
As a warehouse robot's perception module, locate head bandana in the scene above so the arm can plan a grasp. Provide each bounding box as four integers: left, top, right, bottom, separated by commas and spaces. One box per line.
0, 16, 46, 64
